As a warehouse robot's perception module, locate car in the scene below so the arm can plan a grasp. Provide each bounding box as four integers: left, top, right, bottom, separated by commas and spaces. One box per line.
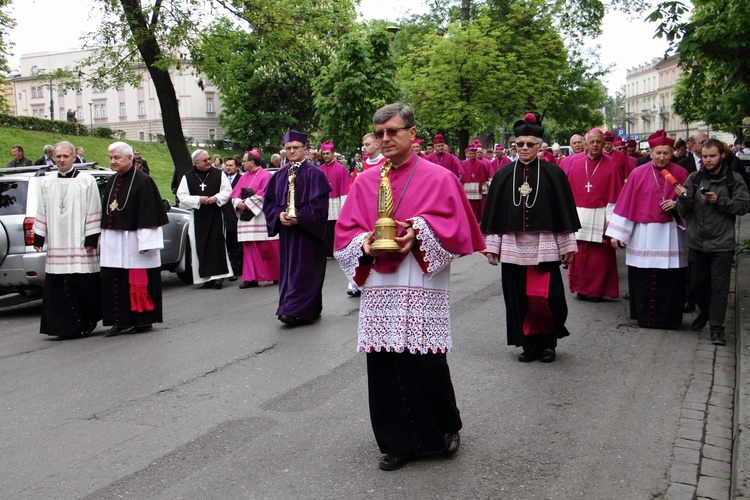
0, 163, 193, 300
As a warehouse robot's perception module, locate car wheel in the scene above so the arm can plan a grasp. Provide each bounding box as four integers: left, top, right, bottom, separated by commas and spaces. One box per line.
176, 241, 193, 285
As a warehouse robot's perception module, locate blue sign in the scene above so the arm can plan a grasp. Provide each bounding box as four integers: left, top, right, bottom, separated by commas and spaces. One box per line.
617, 129, 625, 137
634, 134, 640, 141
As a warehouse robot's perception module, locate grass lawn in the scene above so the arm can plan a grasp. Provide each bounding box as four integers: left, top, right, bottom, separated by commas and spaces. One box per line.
0, 127, 244, 197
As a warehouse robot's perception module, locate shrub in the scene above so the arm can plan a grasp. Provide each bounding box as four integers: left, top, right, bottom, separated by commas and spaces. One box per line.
0, 114, 89, 136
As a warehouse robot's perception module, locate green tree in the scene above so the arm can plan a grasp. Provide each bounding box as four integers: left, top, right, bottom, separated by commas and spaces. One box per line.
650, 0, 750, 133
312, 23, 400, 153
0, 0, 16, 113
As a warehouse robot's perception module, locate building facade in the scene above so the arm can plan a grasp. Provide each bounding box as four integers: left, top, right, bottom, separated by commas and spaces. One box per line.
11, 49, 225, 145
625, 54, 732, 147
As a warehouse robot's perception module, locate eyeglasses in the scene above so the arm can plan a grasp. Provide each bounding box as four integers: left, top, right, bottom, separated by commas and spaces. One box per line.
374, 126, 410, 139
515, 141, 540, 148
286, 146, 305, 151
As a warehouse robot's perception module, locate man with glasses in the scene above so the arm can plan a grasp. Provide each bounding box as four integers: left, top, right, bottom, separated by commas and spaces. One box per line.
481, 113, 580, 363
334, 102, 485, 471
177, 149, 234, 289
263, 131, 330, 327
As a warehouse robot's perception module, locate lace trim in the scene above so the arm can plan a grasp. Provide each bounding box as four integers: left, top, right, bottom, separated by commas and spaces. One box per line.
411, 216, 460, 275
334, 232, 369, 285
358, 285, 451, 354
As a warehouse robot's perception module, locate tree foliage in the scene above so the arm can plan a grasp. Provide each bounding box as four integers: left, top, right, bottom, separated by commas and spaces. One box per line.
650, 0, 750, 132
0, 0, 15, 113
312, 23, 400, 154
396, 0, 606, 155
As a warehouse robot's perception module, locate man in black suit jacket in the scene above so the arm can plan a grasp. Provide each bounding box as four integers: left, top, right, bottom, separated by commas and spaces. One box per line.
222, 156, 243, 281
34, 145, 55, 166
678, 131, 708, 174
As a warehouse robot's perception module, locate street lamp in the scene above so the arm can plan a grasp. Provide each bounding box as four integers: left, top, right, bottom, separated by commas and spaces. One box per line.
88, 102, 93, 129
49, 78, 54, 120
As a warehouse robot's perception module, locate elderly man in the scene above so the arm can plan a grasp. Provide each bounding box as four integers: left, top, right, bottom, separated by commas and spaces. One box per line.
34, 145, 55, 166
318, 141, 350, 258
33, 141, 101, 339
481, 113, 580, 363
565, 129, 623, 301
489, 144, 511, 176
606, 130, 689, 329
679, 131, 709, 174
559, 134, 585, 174
100, 142, 168, 336
334, 102, 485, 471
7, 145, 33, 168
262, 131, 330, 327
177, 149, 234, 289
461, 140, 491, 221
426, 134, 462, 178
270, 154, 282, 168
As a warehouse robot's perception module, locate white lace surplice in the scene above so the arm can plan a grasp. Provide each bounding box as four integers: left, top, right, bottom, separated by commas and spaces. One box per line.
334, 216, 460, 354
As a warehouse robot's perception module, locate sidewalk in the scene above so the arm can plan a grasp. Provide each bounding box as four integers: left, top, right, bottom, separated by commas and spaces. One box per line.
661, 216, 750, 500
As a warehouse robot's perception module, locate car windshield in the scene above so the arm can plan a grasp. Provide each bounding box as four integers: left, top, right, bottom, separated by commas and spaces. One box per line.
0, 180, 28, 215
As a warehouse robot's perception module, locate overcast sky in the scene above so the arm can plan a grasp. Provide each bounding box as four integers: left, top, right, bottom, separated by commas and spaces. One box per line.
7, 0, 669, 95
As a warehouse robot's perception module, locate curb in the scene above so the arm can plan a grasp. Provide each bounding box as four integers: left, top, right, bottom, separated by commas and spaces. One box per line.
733, 216, 750, 498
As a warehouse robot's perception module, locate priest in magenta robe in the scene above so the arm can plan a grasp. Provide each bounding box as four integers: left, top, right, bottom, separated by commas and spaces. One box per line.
460, 140, 492, 222
334, 103, 485, 471
425, 134, 462, 178
318, 140, 350, 257
606, 130, 689, 329
565, 128, 623, 301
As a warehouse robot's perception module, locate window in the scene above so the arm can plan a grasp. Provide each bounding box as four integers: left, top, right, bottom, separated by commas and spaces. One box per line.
37, 87, 43, 99
138, 100, 145, 115
31, 87, 37, 98
119, 102, 126, 117
59, 107, 65, 119
139, 132, 145, 140
94, 105, 101, 118
206, 97, 214, 113
77, 106, 83, 120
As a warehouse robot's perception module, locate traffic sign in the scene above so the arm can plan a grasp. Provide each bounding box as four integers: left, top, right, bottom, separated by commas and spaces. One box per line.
634, 134, 640, 141
617, 129, 625, 137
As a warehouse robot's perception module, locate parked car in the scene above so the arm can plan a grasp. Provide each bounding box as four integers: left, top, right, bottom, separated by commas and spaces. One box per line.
0, 163, 193, 300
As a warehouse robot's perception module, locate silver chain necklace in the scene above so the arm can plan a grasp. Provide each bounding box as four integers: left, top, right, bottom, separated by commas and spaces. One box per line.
512, 159, 541, 208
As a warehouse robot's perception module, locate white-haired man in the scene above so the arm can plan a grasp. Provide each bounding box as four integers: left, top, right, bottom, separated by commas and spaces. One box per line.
177, 149, 234, 289
100, 142, 169, 336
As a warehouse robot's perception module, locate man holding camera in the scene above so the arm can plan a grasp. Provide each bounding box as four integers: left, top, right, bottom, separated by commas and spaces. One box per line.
676, 139, 749, 345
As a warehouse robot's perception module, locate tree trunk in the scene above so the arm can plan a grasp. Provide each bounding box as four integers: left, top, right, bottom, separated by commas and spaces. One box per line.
119, 0, 192, 194
458, 129, 469, 160
461, 0, 471, 22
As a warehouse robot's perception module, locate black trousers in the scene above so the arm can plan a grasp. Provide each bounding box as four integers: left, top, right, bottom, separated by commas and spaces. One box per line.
225, 229, 243, 277
690, 249, 734, 333
366, 351, 461, 457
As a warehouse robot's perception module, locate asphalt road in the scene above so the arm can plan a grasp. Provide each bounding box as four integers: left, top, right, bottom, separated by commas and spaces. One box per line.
0, 253, 696, 499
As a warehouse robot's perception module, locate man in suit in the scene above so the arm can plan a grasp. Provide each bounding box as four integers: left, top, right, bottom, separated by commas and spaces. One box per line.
678, 131, 708, 174
222, 155, 243, 280
34, 145, 55, 166
132, 150, 150, 175
73, 147, 86, 164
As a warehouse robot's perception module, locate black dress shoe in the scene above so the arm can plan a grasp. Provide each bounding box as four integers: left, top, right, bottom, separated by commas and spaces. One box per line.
228, 276, 238, 282
691, 313, 708, 331
442, 433, 460, 457
82, 321, 97, 336
213, 279, 224, 289
105, 326, 124, 337
684, 301, 696, 313
379, 454, 414, 471
540, 348, 556, 363
518, 350, 539, 362
279, 315, 300, 327
711, 331, 726, 345
131, 325, 153, 334
200, 280, 215, 289
347, 290, 361, 297
239, 281, 259, 289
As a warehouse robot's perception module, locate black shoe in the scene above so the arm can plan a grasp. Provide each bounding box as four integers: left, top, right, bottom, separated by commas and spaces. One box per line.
213, 279, 224, 289
239, 281, 259, 289
105, 326, 124, 337
442, 433, 460, 457
379, 454, 414, 471
273, 280, 279, 284
684, 301, 696, 313
540, 348, 556, 363
518, 350, 539, 362
691, 313, 708, 331
228, 276, 238, 282
711, 331, 726, 346
82, 321, 97, 336
279, 315, 301, 327
347, 289, 361, 297
576, 293, 588, 301
131, 325, 153, 334
200, 280, 215, 289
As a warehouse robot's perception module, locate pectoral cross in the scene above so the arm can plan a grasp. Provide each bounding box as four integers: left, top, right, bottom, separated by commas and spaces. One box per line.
585, 181, 592, 193
199, 182, 206, 191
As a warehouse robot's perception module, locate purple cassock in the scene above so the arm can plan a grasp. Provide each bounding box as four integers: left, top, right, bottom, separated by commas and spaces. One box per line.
426, 152, 462, 178
318, 160, 351, 199
262, 160, 331, 321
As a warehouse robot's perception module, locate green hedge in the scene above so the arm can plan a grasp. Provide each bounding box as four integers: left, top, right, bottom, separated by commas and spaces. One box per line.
0, 114, 90, 136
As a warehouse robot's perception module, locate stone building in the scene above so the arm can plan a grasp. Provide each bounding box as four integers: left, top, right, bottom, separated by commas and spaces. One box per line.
11, 49, 225, 145
624, 54, 732, 148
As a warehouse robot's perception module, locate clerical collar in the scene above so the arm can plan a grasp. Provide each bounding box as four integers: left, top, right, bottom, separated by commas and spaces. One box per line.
391, 153, 418, 171
365, 154, 384, 165
58, 168, 77, 178
587, 153, 603, 161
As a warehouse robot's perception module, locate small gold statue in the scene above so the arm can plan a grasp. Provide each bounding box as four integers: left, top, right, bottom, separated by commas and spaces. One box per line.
370, 161, 402, 252
286, 162, 300, 218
